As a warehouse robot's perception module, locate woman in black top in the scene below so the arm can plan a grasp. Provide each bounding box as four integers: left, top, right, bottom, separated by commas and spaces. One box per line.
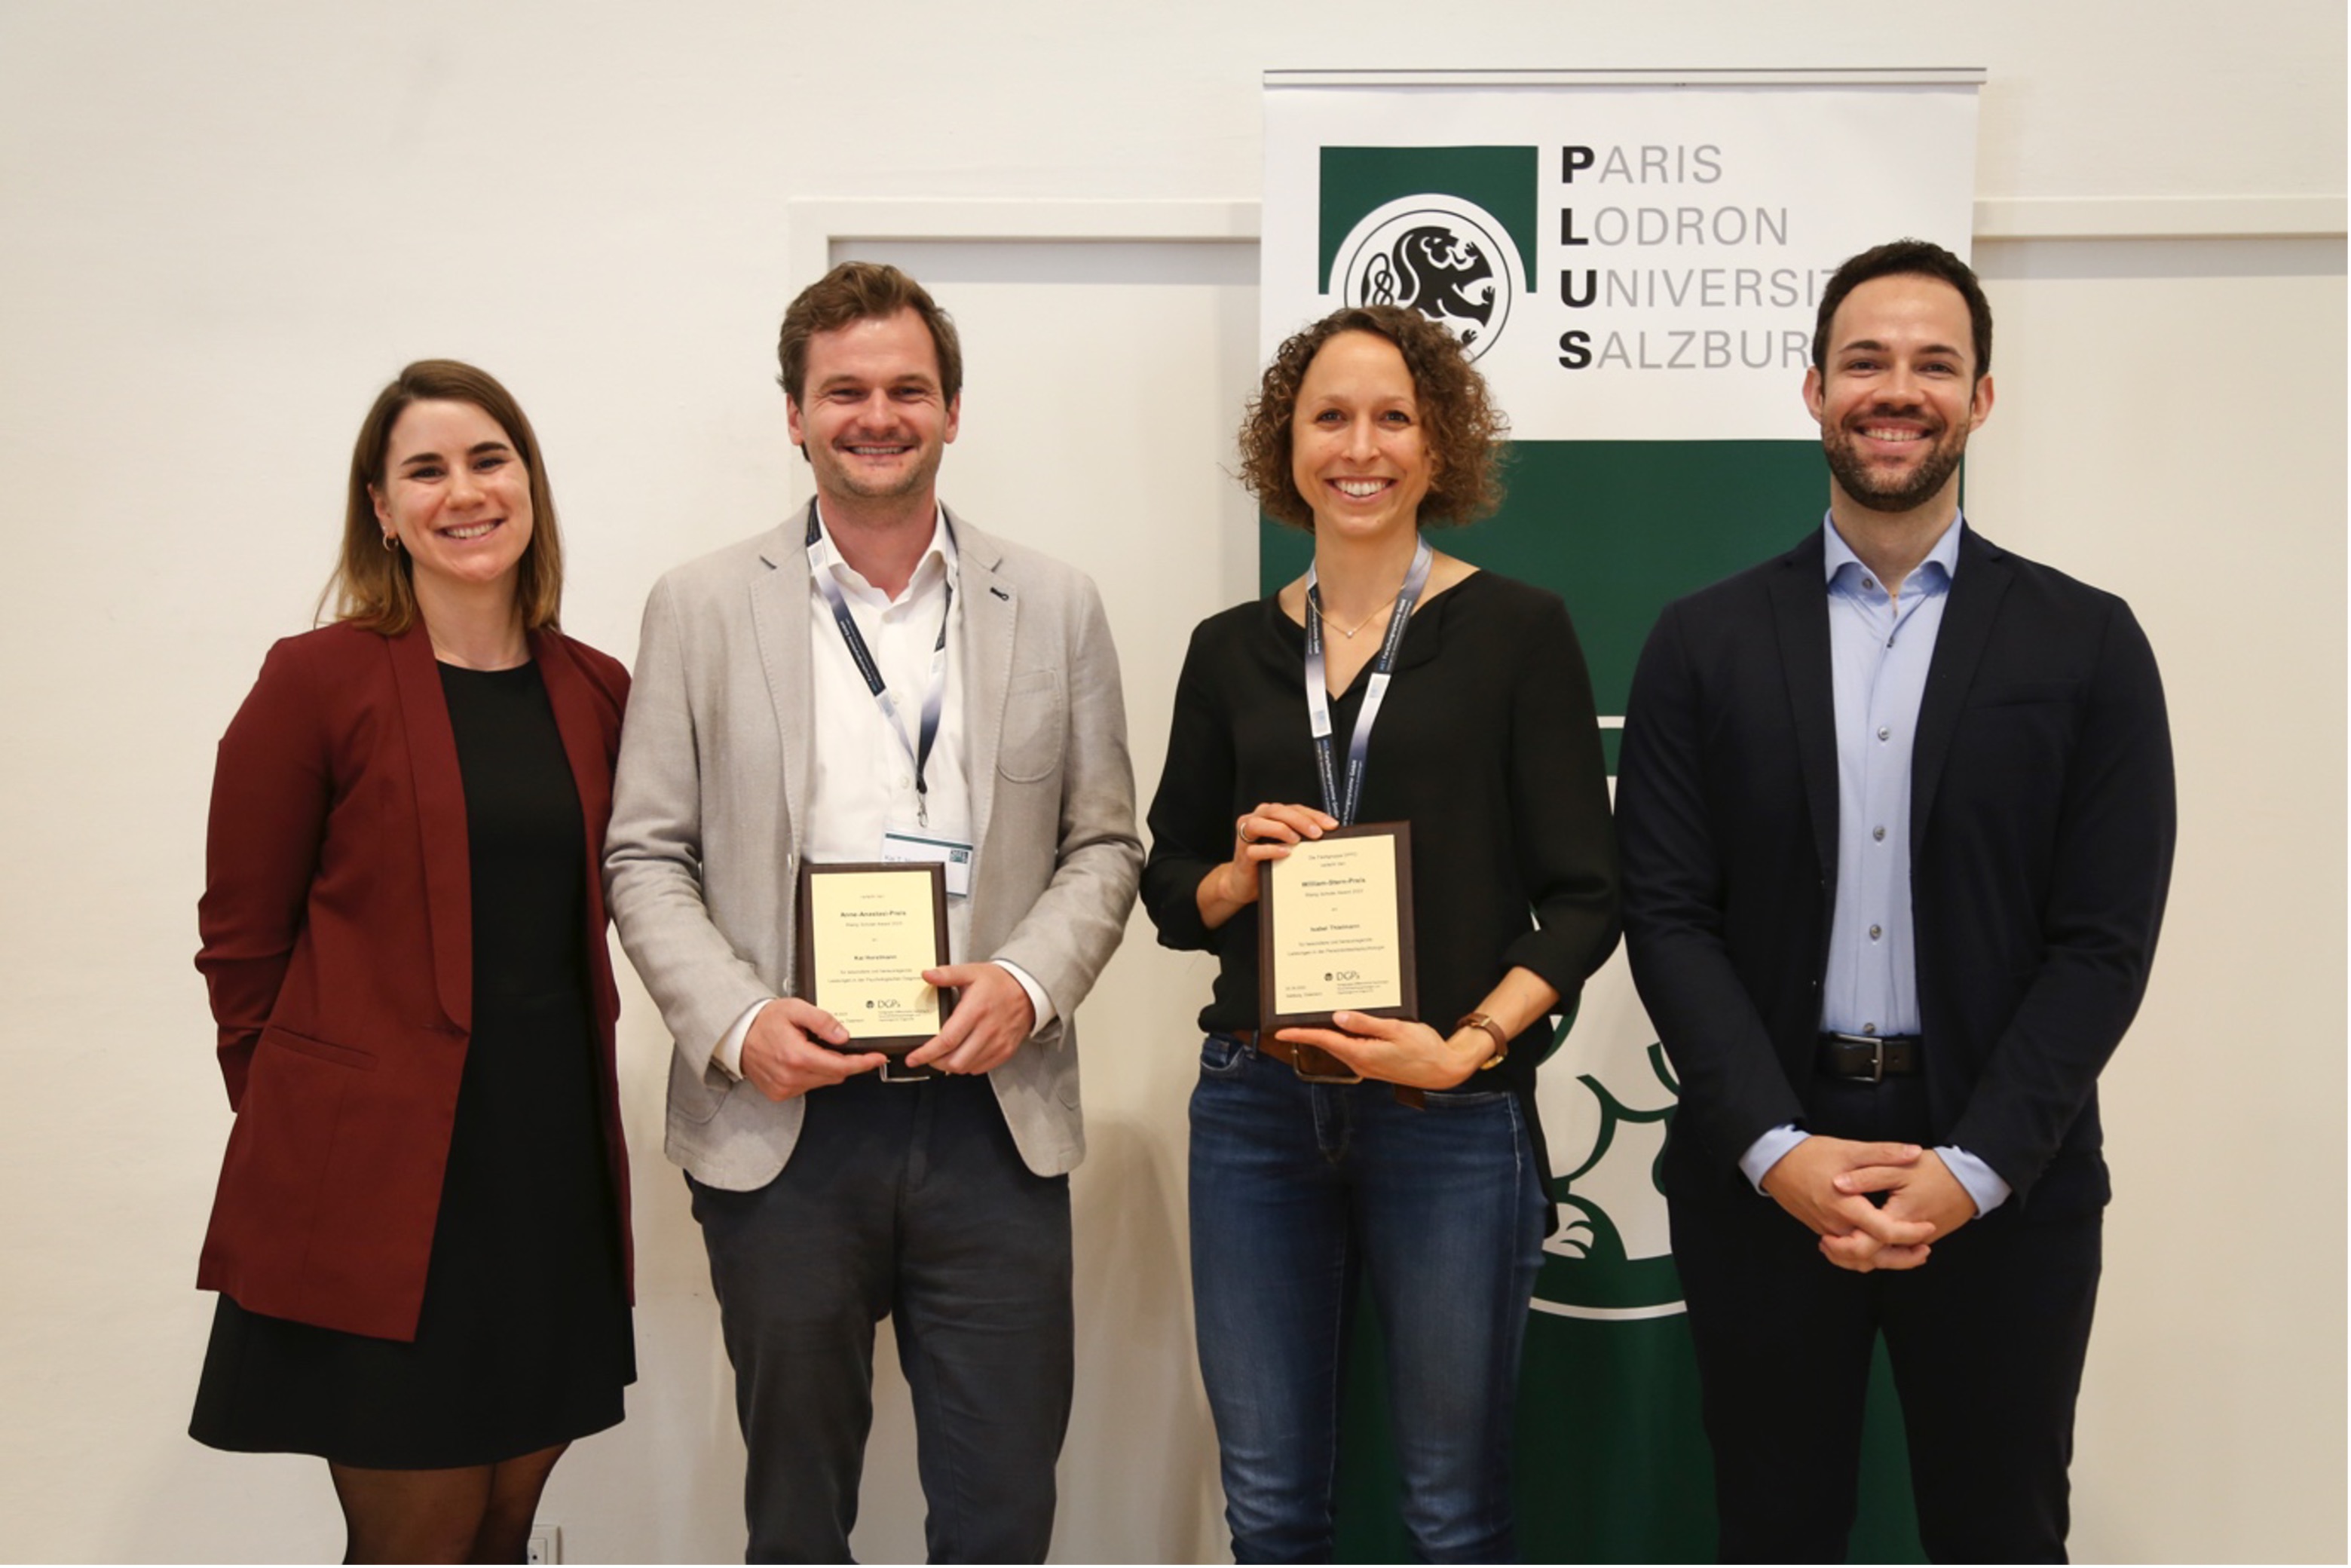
1142, 306, 1618, 1562
190, 361, 633, 1563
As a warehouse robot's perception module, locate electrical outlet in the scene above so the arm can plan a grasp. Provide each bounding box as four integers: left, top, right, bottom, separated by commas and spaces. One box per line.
525, 1523, 561, 1563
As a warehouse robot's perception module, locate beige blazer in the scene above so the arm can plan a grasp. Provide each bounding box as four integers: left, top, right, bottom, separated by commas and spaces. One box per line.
605, 507, 1141, 1189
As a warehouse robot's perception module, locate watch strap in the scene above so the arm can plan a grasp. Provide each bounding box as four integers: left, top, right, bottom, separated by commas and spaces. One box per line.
1457, 1012, 1510, 1071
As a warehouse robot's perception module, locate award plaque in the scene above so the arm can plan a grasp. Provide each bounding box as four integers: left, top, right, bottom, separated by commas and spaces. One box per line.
1257, 822, 1418, 1073
794, 861, 954, 1058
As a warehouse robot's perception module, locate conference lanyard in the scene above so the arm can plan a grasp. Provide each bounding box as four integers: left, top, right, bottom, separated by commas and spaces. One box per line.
1303, 535, 1434, 827
804, 501, 951, 827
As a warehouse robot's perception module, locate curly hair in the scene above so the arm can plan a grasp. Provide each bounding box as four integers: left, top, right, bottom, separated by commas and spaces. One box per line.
1237, 305, 1506, 531
325, 359, 563, 634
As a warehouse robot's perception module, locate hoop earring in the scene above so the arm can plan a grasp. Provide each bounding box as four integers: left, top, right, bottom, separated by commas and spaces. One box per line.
381, 533, 400, 553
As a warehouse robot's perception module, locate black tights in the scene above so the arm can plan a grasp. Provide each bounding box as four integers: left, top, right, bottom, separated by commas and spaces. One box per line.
328, 1443, 568, 1564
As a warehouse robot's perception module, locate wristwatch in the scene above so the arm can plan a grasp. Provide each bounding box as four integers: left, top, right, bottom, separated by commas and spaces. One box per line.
1456, 1012, 1510, 1071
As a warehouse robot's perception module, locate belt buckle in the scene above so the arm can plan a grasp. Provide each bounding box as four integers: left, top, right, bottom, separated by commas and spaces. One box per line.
1832, 1031, 1886, 1084
1290, 1040, 1365, 1086
878, 1055, 937, 1085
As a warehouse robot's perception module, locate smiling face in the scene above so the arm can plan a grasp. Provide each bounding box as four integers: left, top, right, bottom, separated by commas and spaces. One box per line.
786, 308, 960, 510
369, 399, 534, 602
1805, 272, 1994, 519
1288, 330, 1434, 543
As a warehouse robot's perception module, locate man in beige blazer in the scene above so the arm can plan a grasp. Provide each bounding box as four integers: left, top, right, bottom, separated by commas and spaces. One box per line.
606, 262, 1140, 1563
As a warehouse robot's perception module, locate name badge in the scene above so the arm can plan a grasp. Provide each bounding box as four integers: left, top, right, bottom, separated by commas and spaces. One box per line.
882, 829, 974, 898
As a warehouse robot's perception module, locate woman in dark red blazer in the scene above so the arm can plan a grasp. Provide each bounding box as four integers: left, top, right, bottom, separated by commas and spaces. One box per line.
191, 360, 635, 1563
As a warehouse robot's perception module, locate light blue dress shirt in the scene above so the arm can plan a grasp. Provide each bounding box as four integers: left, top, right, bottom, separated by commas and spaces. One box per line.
1737, 516, 2010, 1217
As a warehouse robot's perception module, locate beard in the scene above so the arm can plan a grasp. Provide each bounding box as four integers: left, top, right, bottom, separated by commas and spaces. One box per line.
1820, 423, 1968, 514
806, 439, 944, 504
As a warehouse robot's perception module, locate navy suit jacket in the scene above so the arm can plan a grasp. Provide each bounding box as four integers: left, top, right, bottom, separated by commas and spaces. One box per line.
1616, 525, 2175, 1219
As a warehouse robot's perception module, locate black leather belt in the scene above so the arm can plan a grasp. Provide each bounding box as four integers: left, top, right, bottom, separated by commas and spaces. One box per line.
1817, 1032, 1922, 1083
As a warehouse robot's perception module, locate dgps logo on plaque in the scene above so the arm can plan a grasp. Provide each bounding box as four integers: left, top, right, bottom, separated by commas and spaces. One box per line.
1333, 197, 1517, 360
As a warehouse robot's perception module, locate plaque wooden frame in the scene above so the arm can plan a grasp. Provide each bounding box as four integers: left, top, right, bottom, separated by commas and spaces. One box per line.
794, 860, 956, 1056
1257, 820, 1419, 1057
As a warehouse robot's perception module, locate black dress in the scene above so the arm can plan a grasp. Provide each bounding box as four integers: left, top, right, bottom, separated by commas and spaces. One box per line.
190, 660, 635, 1468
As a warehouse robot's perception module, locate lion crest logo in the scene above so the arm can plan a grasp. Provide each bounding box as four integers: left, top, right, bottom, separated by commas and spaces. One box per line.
1335, 197, 1518, 360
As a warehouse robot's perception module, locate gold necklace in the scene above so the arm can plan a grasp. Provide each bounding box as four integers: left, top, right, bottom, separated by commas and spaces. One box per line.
1324, 589, 1400, 640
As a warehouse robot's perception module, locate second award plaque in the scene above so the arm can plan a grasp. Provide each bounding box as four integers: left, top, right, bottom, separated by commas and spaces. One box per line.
1257, 821, 1418, 1039
794, 861, 954, 1057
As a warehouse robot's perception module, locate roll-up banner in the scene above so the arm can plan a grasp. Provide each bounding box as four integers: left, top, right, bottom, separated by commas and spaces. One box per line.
1260, 69, 1981, 1562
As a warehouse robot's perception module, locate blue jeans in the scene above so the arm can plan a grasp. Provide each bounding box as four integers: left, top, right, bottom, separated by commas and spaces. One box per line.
1189, 1034, 1548, 1563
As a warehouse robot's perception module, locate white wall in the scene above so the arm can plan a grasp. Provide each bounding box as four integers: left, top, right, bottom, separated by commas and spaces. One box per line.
1965, 235, 2345, 1563
0, 2, 2340, 1562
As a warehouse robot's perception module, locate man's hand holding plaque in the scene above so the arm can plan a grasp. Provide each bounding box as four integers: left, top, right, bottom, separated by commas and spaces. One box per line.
903, 960, 1037, 1077
739, 997, 884, 1101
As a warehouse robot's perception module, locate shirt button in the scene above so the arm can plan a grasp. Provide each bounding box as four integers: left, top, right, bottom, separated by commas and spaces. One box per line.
1869, 924, 1883, 941
1862, 1023, 1878, 1036
1863, 577, 1876, 591
1873, 825, 1887, 842
1877, 725, 1891, 741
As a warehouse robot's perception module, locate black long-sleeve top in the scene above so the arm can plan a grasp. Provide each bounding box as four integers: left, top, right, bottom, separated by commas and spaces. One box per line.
1142, 570, 1622, 1113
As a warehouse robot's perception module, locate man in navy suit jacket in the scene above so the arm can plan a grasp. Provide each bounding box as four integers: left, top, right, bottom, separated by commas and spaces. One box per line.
1617, 239, 2175, 1563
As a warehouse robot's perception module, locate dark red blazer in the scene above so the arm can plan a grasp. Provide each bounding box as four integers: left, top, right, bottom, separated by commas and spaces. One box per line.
195, 620, 633, 1341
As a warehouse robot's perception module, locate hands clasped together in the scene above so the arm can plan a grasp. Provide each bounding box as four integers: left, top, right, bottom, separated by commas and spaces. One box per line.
1760, 1136, 1979, 1273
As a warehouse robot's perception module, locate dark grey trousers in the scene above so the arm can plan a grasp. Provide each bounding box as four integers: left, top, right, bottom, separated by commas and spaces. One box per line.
688, 1072, 1073, 1564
